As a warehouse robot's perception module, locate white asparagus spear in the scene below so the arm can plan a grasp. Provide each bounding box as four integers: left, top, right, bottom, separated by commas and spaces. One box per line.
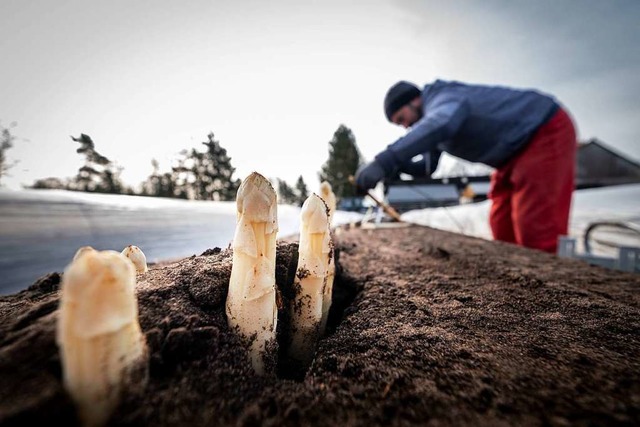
73, 246, 95, 261
288, 194, 333, 365
226, 172, 278, 375
121, 245, 148, 274
57, 249, 148, 427
319, 181, 336, 225
318, 181, 337, 336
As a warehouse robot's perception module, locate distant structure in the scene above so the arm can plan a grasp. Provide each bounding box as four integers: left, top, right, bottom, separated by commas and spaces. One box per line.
385, 181, 460, 212
385, 176, 490, 213
576, 139, 640, 189
337, 196, 368, 213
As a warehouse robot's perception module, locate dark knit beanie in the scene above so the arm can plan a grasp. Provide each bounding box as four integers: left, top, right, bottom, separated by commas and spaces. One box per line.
384, 81, 421, 122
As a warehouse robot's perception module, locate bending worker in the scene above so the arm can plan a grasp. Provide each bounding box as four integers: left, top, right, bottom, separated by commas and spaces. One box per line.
355, 80, 577, 253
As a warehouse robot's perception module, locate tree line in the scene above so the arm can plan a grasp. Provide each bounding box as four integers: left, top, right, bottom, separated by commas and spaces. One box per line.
0, 122, 364, 206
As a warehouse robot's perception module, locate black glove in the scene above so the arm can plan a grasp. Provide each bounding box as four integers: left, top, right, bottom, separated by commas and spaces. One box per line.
355, 160, 386, 195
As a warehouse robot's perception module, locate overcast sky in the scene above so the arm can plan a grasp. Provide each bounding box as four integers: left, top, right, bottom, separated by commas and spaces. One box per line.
1, 0, 638, 192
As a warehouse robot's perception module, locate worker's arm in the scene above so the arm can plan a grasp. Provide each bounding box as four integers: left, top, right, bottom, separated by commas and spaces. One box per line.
355, 94, 468, 192
375, 94, 469, 176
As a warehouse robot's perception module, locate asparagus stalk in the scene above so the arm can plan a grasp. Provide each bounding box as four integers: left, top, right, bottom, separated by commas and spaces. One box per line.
288, 194, 333, 365
319, 181, 336, 225
57, 249, 148, 427
121, 245, 148, 274
72, 246, 95, 261
226, 172, 278, 375
318, 181, 337, 336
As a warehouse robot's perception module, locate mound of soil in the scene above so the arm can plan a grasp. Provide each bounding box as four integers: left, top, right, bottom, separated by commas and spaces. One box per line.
1, 224, 639, 426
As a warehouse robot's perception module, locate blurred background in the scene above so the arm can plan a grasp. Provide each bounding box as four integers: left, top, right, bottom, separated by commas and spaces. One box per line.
1, 0, 639, 293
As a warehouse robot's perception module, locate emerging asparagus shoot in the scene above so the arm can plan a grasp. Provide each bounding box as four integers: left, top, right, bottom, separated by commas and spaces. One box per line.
318, 182, 337, 336
121, 245, 148, 274
72, 246, 95, 261
57, 249, 148, 427
226, 172, 278, 375
288, 194, 333, 366
319, 181, 336, 225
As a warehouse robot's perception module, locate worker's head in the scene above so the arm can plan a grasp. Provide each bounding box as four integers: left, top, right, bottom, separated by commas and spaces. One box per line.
384, 81, 422, 128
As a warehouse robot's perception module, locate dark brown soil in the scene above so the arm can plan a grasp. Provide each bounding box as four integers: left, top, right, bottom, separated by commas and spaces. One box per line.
1, 224, 639, 426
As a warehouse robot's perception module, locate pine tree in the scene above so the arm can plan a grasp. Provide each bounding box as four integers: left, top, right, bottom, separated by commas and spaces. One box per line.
0, 122, 18, 185
174, 132, 240, 201
294, 175, 309, 206
30, 177, 67, 189
148, 159, 162, 196
145, 157, 186, 199
160, 172, 185, 198
318, 124, 362, 199
172, 151, 192, 198
141, 159, 163, 197
69, 134, 124, 194
277, 179, 298, 205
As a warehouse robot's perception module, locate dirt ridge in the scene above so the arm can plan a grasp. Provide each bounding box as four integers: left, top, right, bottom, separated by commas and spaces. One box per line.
0, 225, 639, 426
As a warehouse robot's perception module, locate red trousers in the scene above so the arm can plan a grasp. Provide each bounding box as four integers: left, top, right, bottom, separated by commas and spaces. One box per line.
489, 108, 577, 253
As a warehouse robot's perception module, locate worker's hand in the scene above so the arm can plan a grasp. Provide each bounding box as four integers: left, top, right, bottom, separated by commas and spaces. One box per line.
355, 160, 386, 195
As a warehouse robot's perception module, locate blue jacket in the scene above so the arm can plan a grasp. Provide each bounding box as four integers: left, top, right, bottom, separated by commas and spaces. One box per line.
375, 80, 560, 175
